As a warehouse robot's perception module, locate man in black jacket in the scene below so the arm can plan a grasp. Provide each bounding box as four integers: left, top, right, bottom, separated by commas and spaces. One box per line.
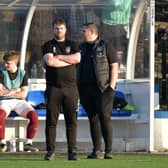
42, 18, 81, 161
78, 23, 118, 159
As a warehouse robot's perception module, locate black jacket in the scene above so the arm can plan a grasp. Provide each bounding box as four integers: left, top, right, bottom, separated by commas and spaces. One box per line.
78, 39, 111, 92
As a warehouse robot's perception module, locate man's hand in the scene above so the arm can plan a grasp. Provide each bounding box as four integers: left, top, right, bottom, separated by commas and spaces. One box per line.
2, 88, 21, 96
44, 53, 71, 67
0, 84, 8, 96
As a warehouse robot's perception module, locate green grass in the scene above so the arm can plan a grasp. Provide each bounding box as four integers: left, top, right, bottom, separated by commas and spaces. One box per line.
0, 154, 168, 168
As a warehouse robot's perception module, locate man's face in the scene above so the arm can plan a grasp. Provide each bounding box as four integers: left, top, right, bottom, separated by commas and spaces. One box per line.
4, 59, 17, 72
54, 24, 67, 41
82, 26, 97, 42
82, 27, 91, 42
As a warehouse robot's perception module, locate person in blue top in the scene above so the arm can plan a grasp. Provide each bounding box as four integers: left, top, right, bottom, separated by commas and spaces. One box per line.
0, 50, 39, 152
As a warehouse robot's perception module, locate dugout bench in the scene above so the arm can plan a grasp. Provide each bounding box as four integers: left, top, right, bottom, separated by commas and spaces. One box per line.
6, 90, 138, 151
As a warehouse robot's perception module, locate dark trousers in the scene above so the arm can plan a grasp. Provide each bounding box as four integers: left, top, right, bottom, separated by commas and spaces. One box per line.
45, 85, 78, 153
79, 86, 114, 152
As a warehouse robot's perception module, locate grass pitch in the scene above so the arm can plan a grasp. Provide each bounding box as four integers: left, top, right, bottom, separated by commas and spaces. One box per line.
0, 154, 168, 168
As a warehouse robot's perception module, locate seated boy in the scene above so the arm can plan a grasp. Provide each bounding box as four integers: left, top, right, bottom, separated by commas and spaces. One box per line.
0, 50, 39, 152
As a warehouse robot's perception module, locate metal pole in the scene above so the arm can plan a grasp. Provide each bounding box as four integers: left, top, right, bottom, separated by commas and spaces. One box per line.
126, 0, 146, 79
20, 0, 39, 70
149, 0, 155, 152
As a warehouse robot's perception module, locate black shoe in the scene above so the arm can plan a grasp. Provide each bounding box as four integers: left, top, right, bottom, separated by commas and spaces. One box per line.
87, 150, 104, 159
104, 151, 113, 159
44, 151, 55, 161
0, 143, 7, 152
24, 143, 39, 152
68, 152, 79, 160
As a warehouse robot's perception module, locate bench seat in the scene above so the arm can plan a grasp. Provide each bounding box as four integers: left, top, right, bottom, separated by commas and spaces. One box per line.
8, 90, 136, 119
